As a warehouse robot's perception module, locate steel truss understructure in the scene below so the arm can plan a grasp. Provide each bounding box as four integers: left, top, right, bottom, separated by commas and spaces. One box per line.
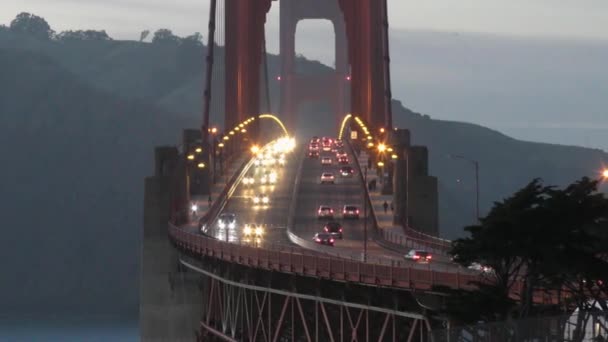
182, 260, 435, 342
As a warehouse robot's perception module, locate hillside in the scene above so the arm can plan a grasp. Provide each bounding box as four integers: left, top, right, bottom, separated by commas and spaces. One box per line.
0, 47, 194, 316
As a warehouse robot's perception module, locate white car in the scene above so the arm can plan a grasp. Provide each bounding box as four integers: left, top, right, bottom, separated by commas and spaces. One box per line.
243, 223, 264, 237
218, 213, 236, 229
468, 262, 494, 274
320, 172, 335, 184
260, 172, 277, 185
342, 205, 360, 219
321, 157, 332, 165
404, 250, 432, 263
253, 194, 270, 205
317, 205, 334, 219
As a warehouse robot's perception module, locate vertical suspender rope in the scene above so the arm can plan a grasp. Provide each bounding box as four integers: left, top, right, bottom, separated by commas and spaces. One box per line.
381, 0, 393, 128
202, 0, 218, 144
262, 34, 272, 114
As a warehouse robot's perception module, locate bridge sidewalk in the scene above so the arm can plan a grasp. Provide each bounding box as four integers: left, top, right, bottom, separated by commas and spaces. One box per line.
356, 152, 406, 238
356, 152, 451, 258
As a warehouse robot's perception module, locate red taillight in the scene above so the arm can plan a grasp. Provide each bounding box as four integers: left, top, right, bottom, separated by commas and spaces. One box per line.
356, 210, 360, 214
329, 239, 334, 243
330, 209, 334, 213
426, 255, 432, 260
413, 255, 420, 260
339, 228, 343, 232
324, 227, 328, 232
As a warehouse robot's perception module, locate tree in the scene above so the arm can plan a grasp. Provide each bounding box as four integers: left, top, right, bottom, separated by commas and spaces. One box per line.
56, 30, 112, 41
0, 24, 8, 33
181, 32, 203, 45
177, 32, 204, 72
446, 177, 608, 339
9, 12, 54, 40
152, 28, 179, 44
140, 30, 150, 42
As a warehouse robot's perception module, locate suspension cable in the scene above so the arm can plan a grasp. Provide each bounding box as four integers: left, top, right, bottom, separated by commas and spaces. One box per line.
262, 33, 272, 114
382, 0, 393, 128
202, 0, 218, 144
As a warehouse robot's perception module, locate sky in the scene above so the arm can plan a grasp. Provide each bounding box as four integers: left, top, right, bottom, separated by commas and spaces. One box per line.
2, 0, 608, 42
2, 0, 608, 150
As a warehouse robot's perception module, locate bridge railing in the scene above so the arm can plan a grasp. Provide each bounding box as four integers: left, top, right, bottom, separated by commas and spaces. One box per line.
169, 223, 480, 291
345, 138, 455, 254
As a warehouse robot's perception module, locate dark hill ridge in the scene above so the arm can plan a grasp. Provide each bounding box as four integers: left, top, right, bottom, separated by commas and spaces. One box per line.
1, 29, 606, 317
0, 47, 195, 316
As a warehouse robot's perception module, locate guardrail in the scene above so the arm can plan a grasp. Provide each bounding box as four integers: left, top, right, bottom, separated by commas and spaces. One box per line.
169, 223, 480, 291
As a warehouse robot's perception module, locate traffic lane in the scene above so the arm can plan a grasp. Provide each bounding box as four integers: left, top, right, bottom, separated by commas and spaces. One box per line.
293, 150, 464, 271
208, 154, 297, 247
292, 152, 406, 258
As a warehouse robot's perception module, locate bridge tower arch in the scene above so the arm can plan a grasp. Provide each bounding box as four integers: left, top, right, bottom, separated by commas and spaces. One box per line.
279, 0, 349, 132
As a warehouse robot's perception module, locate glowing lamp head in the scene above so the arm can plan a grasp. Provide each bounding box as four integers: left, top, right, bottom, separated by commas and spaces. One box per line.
377, 143, 387, 153
603, 169, 608, 178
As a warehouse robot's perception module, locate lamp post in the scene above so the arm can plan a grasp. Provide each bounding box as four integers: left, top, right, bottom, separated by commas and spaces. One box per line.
363, 166, 368, 263
450, 154, 479, 221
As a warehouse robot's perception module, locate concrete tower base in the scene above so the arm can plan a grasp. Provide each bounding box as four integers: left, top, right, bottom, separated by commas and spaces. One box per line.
140, 147, 202, 341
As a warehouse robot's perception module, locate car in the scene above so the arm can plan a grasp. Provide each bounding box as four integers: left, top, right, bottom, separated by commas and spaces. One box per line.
243, 223, 264, 237
404, 250, 432, 263
313, 233, 335, 246
259, 172, 277, 185
311, 136, 320, 143
242, 176, 255, 185
320, 172, 335, 184
309, 143, 319, 151
218, 213, 236, 229
468, 262, 494, 274
321, 157, 332, 165
317, 205, 334, 219
335, 140, 344, 148
342, 205, 360, 219
323, 221, 343, 239
338, 156, 349, 164
308, 151, 319, 158
336, 151, 347, 158
252, 194, 270, 205
339, 166, 354, 177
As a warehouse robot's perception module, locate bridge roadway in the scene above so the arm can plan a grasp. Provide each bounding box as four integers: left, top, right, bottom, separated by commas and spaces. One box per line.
204, 151, 296, 248
190, 140, 467, 273
290, 142, 463, 272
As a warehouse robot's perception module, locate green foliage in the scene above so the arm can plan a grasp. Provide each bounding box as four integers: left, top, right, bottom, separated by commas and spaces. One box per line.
140, 30, 150, 42
56, 30, 112, 41
152, 28, 180, 44
447, 177, 608, 323
9, 12, 54, 40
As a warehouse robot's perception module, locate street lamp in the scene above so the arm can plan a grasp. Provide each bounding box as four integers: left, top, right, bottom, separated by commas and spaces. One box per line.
450, 154, 480, 221
602, 169, 608, 179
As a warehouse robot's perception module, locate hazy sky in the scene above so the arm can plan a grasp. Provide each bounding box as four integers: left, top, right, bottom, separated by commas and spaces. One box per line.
2, 0, 608, 42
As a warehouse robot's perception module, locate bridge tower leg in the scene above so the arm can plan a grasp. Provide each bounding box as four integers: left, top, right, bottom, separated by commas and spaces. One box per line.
141, 147, 203, 341
338, 0, 389, 128
279, 0, 349, 134
224, 0, 272, 142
